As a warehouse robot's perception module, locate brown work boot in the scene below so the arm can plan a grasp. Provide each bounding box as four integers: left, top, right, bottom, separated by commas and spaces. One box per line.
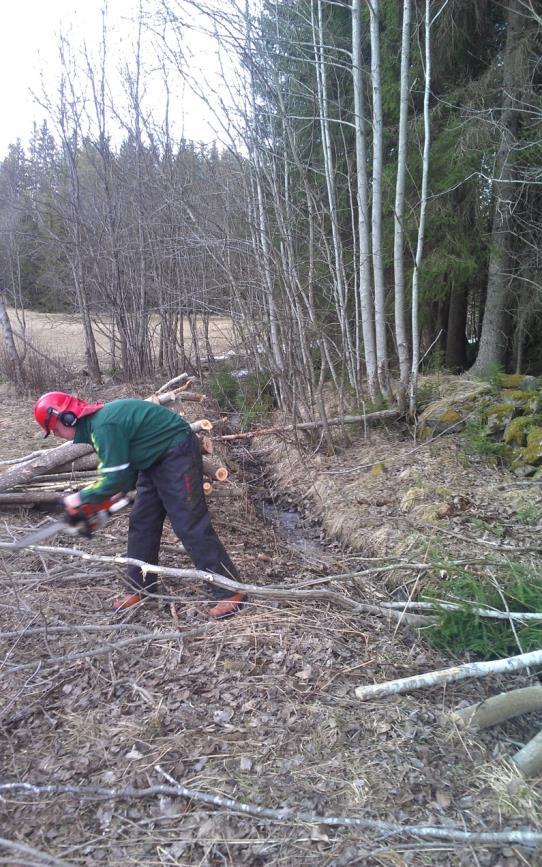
208, 593, 246, 620
113, 593, 146, 612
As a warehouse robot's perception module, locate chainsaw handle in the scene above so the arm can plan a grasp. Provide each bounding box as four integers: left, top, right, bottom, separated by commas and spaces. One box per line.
62, 495, 132, 538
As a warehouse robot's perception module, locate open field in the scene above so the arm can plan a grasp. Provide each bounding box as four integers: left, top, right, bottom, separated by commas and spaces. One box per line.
6, 308, 236, 368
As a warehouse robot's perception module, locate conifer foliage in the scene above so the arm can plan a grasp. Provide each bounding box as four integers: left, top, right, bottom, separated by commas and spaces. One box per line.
0, 1, 540, 408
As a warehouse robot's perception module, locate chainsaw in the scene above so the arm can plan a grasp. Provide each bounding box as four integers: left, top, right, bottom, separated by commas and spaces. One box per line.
14, 495, 132, 549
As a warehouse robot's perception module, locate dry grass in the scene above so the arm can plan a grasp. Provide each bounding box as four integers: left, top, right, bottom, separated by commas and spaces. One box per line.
7, 308, 235, 368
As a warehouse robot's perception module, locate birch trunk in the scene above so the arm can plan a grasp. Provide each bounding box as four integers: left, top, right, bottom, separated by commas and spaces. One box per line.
0, 288, 24, 386
368, 0, 389, 400
352, 0, 378, 401
313, 0, 357, 391
408, 0, 431, 415
244, 2, 284, 387
393, 0, 412, 402
355, 649, 542, 700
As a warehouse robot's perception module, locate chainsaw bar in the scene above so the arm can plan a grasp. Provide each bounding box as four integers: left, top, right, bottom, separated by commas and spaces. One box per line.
13, 520, 80, 549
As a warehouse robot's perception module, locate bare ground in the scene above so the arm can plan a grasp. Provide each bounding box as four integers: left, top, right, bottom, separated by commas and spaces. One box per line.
1, 382, 541, 866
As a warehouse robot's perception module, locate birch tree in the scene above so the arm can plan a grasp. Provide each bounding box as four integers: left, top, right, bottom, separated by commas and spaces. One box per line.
393, 0, 412, 404
351, 0, 378, 401
368, 0, 390, 400
408, 0, 432, 415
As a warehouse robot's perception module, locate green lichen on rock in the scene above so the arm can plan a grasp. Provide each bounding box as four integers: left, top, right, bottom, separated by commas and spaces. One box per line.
501, 390, 540, 413
502, 389, 533, 400
500, 374, 526, 389
500, 374, 540, 391
436, 409, 462, 424
504, 416, 533, 446
482, 402, 516, 419
482, 402, 516, 433
521, 426, 542, 466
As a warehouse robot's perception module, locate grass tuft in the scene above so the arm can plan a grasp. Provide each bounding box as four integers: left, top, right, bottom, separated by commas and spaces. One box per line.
425, 562, 542, 659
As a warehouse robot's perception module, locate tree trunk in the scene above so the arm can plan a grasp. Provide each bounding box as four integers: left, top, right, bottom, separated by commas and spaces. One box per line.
352, 0, 379, 401
0, 288, 24, 386
409, 0, 431, 415
393, 0, 412, 402
445, 286, 468, 371
368, 0, 390, 400
469, 0, 525, 376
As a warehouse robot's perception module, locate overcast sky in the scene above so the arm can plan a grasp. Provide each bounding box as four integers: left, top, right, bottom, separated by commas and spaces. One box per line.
0, 0, 235, 158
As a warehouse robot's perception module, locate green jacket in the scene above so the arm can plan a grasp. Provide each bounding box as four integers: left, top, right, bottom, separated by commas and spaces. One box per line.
74, 399, 191, 504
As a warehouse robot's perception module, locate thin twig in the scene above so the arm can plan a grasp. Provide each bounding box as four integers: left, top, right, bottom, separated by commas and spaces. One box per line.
0, 774, 540, 848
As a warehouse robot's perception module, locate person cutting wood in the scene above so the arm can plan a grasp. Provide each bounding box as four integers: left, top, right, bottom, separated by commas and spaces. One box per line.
33, 391, 245, 618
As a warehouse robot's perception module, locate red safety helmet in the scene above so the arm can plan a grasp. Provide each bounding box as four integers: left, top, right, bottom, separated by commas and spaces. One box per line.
34, 392, 104, 438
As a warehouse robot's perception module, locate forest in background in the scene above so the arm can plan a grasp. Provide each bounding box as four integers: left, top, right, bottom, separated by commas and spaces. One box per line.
0, 0, 540, 418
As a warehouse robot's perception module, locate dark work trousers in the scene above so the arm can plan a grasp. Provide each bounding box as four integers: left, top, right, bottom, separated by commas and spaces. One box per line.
126, 431, 238, 600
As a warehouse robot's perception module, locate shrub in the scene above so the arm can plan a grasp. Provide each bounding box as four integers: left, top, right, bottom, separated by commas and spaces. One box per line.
0, 345, 69, 394
208, 369, 276, 429
461, 417, 507, 461
208, 370, 240, 411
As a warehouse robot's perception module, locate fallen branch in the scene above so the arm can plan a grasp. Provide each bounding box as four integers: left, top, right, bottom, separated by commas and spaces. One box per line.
157, 373, 191, 393
355, 650, 542, 700
33, 471, 97, 483
171, 390, 206, 402
382, 600, 542, 622
218, 409, 400, 440
451, 687, 542, 730
513, 729, 542, 777
0, 773, 540, 848
3, 625, 211, 673
0, 836, 74, 867
0, 491, 66, 506
0, 541, 429, 625
200, 434, 214, 455
0, 443, 94, 492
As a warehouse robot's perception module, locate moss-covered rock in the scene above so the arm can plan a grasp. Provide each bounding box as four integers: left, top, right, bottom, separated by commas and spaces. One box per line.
504, 416, 533, 447
521, 426, 542, 466
482, 402, 516, 433
500, 389, 540, 412
500, 374, 539, 391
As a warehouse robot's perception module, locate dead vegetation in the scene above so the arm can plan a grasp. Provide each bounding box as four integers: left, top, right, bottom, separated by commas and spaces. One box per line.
1, 380, 541, 866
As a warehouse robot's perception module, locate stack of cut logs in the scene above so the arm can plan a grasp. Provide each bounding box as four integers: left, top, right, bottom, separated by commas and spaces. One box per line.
0, 374, 229, 507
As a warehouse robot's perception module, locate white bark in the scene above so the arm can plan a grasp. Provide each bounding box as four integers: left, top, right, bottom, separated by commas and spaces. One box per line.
352, 0, 378, 399
409, 0, 431, 414
0, 289, 24, 385
393, 0, 412, 397
355, 649, 542, 700
313, 0, 357, 390
244, 1, 283, 380
368, 0, 389, 399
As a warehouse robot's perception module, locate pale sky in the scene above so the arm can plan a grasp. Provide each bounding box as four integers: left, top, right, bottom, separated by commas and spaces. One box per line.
0, 0, 236, 158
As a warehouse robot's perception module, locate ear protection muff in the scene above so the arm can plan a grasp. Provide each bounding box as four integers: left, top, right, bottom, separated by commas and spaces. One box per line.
58, 410, 78, 427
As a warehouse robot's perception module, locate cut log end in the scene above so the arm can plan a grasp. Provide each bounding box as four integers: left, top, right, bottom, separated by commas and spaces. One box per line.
203, 481, 213, 497
190, 419, 213, 433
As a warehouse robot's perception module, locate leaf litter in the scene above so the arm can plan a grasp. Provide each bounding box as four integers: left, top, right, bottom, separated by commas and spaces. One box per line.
0, 386, 541, 866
